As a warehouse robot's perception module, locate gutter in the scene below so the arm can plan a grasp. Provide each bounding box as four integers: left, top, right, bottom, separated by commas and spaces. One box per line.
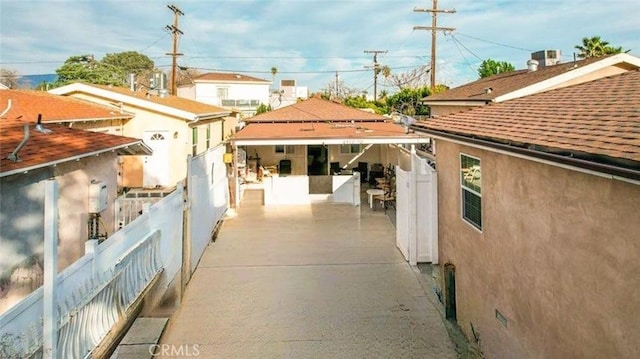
412, 127, 640, 185
1, 141, 152, 178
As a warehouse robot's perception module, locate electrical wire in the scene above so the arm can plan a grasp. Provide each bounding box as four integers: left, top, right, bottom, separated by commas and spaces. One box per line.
456, 32, 534, 52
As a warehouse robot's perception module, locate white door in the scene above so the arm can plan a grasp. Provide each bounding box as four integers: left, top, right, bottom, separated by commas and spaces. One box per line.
143, 131, 170, 187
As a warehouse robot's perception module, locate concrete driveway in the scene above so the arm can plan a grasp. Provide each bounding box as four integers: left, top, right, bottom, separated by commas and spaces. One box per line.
158, 189, 456, 358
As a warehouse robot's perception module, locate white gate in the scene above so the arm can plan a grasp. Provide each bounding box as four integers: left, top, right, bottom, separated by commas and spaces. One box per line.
395, 152, 438, 265
188, 145, 229, 273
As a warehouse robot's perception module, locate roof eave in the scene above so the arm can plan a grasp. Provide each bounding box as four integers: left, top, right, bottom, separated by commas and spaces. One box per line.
0, 141, 152, 178
411, 126, 640, 184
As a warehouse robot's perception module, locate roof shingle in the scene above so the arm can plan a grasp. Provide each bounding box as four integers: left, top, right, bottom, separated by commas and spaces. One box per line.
412, 70, 640, 167
247, 97, 389, 123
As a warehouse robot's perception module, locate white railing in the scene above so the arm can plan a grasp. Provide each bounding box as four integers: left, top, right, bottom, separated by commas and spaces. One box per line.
0, 186, 185, 359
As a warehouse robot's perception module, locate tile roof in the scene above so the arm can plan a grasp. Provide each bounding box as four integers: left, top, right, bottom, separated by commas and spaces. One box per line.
412, 70, 640, 174
49, 83, 231, 118
0, 89, 132, 123
194, 72, 270, 83
86, 84, 231, 116
1, 119, 150, 177
247, 97, 389, 123
233, 121, 420, 141
424, 55, 620, 102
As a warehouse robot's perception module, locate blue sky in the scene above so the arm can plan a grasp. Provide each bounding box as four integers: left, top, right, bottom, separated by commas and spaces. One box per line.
1, 0, 639, 93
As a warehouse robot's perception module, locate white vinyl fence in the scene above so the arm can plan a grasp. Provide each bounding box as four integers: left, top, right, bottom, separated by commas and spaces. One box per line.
0, 186, 184, 359
188, 145, 230, 273
395, 151, 438, 265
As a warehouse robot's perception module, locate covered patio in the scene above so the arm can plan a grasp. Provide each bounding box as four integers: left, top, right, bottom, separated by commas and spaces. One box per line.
230, 120, 429, 206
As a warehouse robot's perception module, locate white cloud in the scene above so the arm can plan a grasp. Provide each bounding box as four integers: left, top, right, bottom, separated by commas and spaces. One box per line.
1, 0, 639, 92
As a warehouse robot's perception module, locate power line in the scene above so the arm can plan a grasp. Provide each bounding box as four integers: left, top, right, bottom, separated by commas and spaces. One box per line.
456, 32, 534, 52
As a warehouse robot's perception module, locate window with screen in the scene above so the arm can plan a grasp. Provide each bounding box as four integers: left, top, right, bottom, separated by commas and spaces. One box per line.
460, 154, 482, 230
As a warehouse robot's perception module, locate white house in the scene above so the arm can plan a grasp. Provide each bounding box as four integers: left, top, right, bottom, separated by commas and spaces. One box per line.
178, 72, 271, 118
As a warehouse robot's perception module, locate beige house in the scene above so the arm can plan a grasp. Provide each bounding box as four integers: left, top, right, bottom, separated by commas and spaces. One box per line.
0, 90, 151, 314
423, 52, 640, 117
410, 70, 640, 358
49, 82, 233, 189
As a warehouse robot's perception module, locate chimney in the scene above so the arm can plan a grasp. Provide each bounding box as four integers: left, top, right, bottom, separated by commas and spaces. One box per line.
527, 59, 539, 72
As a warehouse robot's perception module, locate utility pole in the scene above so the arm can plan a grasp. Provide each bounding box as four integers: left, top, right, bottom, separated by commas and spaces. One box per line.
166, 4, 184, 95
364, 50, 387, 101
414, 0, 455, 92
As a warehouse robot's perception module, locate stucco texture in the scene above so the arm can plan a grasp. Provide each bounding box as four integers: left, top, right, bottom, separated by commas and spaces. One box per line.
436, 140, 640, 359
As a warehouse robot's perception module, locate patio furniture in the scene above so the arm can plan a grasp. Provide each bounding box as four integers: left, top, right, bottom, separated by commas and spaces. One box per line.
366, 188, 384, 209
330, 162, 341, 175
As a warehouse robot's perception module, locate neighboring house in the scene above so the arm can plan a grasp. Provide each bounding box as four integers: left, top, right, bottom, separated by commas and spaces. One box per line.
410, 70, 640, 358
270, 79, 309, 109
49, 82, 233, 189
0, 90, 151, 314
231, 96, 428, 205
423, 52, 640, 117
178, 72, 271, 117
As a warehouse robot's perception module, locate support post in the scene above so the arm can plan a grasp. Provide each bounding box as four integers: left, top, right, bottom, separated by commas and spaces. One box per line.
43, 179, 58, 359
409, 145, 418, 265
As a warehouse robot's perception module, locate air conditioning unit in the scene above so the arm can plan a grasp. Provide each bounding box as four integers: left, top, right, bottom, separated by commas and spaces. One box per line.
88, 181, 108, 213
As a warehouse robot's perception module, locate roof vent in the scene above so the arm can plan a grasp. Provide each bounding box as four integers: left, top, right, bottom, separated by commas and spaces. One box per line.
527, 59, 539, 72
235, 74, 241, 79
158, 89, 169, 98
484, 87, 493, 94
35, 114, 51, 133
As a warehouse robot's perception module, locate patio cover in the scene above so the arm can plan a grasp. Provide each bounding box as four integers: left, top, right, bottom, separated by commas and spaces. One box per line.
231, 121, 430, 146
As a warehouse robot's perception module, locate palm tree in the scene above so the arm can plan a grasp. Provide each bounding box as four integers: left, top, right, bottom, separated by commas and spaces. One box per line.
270, 66, 277, 83
575, 36, 627, 58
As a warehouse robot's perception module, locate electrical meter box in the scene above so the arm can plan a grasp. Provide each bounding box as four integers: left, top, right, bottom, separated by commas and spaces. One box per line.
88, 181, 108, 213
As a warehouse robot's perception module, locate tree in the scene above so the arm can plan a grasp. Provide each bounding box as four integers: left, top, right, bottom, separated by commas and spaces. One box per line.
342, 94, 386, 114
256, 103, 272, 114
53, 51, 156, 88
477, 59, 515, 78
385, 86, 431, 116
321, 76, 359, 101
575, 36, 629, 59
0, 68, 20, 89
385, 65, 430, 91
270, 66, 278, 84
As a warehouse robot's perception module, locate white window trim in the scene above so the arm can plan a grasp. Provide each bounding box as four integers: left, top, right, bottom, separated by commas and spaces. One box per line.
460, 153, 482, 232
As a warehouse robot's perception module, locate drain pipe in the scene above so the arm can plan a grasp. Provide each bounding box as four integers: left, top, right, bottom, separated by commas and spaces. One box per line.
7, 124, 29, 162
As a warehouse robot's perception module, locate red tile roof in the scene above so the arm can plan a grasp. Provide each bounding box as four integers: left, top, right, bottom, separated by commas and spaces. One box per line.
247, 97, 389, 123
0, 89, 132, 123
194, 72, 270, 83
412, 70, 640, 174
1, 120, 149, 177
424, 56, 619, 102
233, 121, 419, 141
84, 84, 231, 116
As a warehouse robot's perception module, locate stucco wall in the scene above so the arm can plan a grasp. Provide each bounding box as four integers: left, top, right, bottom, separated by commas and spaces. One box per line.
0, 153, 119, 313
430, 104, 479, 117
436, 140, 640, 359
59, 92, 227, 188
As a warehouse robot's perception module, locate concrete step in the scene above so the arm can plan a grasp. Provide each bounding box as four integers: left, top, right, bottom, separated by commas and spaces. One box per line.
110, 317, 169, 359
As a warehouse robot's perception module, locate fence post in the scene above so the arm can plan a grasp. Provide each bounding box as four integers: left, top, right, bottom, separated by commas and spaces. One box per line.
409, 146, 418, 266
85, 239, 99, 276
43, 179, 58, 359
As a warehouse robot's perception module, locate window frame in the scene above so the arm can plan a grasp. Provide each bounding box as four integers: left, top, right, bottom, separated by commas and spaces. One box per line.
205, 124, 211, 149
460, 153, 482, 231
339, 144, 360, 154
192, 127, 198, 156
